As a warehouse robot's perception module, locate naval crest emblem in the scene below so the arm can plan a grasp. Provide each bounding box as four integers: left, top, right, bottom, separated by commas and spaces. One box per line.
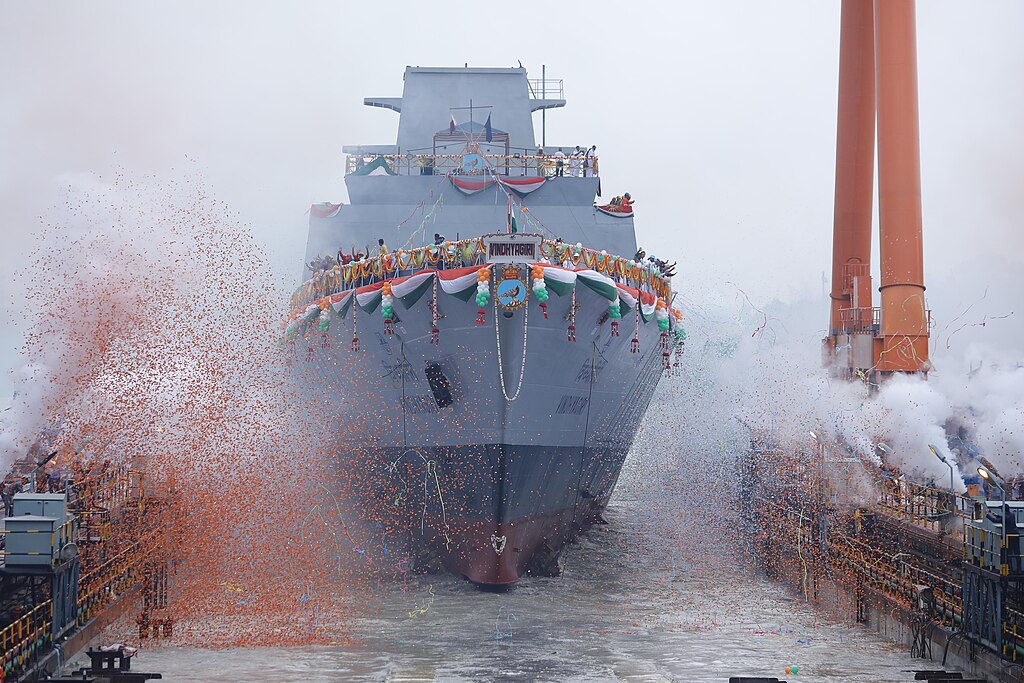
495, 265, 528, 311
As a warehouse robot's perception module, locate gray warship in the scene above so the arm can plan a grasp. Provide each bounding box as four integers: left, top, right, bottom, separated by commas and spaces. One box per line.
289, 66, 682, 586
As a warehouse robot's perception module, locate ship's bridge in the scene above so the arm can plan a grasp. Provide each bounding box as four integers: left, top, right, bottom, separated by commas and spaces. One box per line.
343, 66, 593, 178
306, 65, 633, 275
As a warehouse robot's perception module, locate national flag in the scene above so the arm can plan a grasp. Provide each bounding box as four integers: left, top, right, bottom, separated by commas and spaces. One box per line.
438, 265, 490, 301
355, 281, 386, 313
574, 269, 620, 301
534, 264, 577, 296
449, 115, 456, 135
390, 270, 436, 308
484, 113, 493, 142
329, 290, 354, 318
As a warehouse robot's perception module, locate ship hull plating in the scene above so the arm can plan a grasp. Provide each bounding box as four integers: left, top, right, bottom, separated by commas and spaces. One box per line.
295, 281, 668, 585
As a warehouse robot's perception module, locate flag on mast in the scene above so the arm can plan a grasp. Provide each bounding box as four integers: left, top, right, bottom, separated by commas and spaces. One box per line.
507, 194, 517, 233
449, 114, 456, 135
484, 113, 493, 143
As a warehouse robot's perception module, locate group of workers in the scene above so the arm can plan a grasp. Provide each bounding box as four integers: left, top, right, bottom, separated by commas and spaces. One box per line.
633, 247, 676, 277
543, 145, 598, 178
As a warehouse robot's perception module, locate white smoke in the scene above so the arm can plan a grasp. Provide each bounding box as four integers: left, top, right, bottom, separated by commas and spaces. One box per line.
667, 281, 1022, 494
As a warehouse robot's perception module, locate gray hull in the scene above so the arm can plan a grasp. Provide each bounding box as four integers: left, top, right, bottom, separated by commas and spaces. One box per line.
293, 283, 669, 584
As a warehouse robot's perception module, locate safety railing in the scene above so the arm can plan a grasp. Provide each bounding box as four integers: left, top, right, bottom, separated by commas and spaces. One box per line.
759, 494, 964, 629
76, 535, 156, 627
528, 78, 564, 100
292, 238, 671, 310
838, 306, 879, 334
345, 152, 599, 178
0, 601, 52, 678
876, 478, 971, 534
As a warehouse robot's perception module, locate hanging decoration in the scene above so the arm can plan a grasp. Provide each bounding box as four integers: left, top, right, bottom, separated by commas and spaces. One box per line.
534, 264, 577, 296
656, 298, 671, 368
475, 267, 490, 325
494, 283, 530, 402
609, 295, 622, 336
631, 305, 641, 353
531, 264, 549, 318
382, 281, 395, 335
450, 176, 546, 196
317, 298, 331, 332
567, 287, 577, 342
672, 309, 686, 367
437, 265, 489, 300
430, 275, 440, 345
351, 297, 359, 352
292, 237, 671, 309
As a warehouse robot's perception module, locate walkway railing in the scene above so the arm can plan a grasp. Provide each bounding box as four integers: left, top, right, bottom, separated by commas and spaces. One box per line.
0, 601, 52, 678
293, 238, 670, 310
877, 478, 971, 534
345, 153, 598, 177
837, 306, 933, 336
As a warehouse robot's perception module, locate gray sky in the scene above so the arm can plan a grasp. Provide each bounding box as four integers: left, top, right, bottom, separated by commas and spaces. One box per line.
2, 0, 1023, 401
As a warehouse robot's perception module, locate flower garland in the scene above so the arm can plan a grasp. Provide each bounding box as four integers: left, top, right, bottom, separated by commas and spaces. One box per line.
351, 297, 359, 352
567, 287, 577, 342
430, 275, 440, 345
475, 267, 490, 325
631, 305, 641, 353
656, 298, 671, 368
494, 285, 529, 402
531, 264, 549, 318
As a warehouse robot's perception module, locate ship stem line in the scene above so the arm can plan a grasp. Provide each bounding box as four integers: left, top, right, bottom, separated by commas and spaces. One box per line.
571, 341, 598, 531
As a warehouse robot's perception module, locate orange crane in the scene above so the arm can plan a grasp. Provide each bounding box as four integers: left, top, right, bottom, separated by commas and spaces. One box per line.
825, 0, 930, 381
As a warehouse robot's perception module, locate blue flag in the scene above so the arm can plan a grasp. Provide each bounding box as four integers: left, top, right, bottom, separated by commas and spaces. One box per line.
485, 113, 493, 143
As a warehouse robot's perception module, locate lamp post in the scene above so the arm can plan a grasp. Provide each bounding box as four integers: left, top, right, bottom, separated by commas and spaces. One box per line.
979, 465, 1007, 501
979, 465, 1009, 573
928, 444, 955, 493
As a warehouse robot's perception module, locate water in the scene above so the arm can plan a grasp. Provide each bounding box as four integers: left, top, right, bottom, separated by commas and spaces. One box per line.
88, 474, 963, 682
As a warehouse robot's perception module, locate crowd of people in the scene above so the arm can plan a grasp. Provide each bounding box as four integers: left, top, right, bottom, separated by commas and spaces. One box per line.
633, 247, 677, 277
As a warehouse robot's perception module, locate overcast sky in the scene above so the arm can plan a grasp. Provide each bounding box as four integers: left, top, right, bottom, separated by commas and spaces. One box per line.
2, 0, 1023, 401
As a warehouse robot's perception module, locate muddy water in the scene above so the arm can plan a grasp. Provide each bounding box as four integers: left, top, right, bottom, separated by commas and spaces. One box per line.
86, 455, 960, 682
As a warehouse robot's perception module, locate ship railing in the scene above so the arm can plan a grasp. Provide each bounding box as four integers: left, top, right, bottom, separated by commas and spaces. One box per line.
344, 152, 599, 178
527, 77, 564, 100
758, 495, 964, 628
76, 533, 159, 627
292, 238, 671, 310
0, 600, 53, 678
877, 478, 971, 534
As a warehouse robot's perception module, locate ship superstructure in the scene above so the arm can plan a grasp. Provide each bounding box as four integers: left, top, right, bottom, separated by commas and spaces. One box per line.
287, 66, 684, 585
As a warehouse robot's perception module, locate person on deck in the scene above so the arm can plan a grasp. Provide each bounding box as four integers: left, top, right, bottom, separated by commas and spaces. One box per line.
583, 145, 597, 177
434, 233, 446, 246
620, 192, 634, 208
378, 238, 389, 256
634, 247, 646, 263
569, 146, 583, 177
554, 148, 566, 177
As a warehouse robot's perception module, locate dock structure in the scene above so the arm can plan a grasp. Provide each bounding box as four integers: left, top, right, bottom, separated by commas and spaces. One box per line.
0, 460, 176, 681
743, 440, 1024, 676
